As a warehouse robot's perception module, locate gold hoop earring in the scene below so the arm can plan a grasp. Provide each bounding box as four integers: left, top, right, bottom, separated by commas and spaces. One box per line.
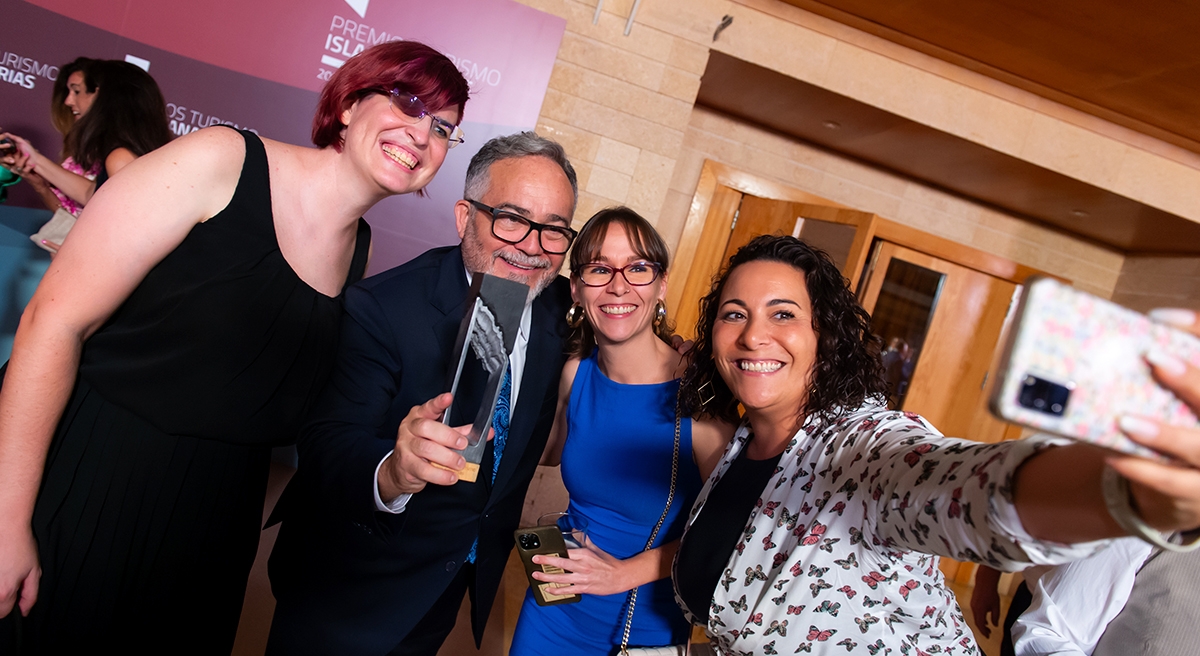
653, 301, 667, 329
566, 303, 585, 328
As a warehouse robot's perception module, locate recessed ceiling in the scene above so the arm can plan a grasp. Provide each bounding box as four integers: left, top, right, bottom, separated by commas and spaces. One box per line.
779, 0, 1200, 153
698, 51, 1200, 254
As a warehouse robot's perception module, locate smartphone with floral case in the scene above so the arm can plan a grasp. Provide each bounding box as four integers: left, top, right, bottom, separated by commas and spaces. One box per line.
989, 277, 1200, 459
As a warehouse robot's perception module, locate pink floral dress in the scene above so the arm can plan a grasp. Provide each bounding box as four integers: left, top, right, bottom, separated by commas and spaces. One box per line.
51, 156, 99, 216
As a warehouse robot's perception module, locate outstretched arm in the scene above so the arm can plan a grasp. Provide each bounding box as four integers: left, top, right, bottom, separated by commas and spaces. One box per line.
1, 133, 96, 205
861, 308, 1200, 568
19, 170, 65, 213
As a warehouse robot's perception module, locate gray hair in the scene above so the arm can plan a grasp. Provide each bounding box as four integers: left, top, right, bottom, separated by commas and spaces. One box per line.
463, 131, 578, 212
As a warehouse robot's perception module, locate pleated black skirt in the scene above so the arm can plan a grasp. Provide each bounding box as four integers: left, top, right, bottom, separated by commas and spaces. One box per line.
3, 378, 269, 654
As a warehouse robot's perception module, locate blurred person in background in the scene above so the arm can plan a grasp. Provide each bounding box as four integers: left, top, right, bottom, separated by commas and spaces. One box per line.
2, 59, 172, 250
6, 56, 98, 216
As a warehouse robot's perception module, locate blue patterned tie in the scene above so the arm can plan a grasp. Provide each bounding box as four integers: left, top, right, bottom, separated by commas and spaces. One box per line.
466, 363, 512, 564
490, 365, 512, 483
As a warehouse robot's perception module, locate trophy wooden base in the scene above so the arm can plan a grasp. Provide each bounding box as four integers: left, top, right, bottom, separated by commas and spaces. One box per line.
433, 461, 480, 483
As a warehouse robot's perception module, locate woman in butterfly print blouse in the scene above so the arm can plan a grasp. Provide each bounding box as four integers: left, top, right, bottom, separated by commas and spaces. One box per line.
671, 235, 1200, 655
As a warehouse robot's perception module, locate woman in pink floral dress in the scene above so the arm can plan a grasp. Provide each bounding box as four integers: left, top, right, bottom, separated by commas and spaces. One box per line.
14, 57, 99, 217
3, 59, 171, 243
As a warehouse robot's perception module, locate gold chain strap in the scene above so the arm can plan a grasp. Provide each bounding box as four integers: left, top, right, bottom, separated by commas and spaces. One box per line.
618, 400, 682, 655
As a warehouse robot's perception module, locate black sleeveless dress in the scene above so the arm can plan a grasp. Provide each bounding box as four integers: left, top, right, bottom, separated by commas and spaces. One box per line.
6, 129, 370, 654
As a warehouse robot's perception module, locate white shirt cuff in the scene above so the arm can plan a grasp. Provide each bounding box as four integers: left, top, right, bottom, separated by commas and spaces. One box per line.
374, 450, 411, 514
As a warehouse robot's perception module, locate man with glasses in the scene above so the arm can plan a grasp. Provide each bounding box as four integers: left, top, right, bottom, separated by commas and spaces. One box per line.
266, 132, 578, 655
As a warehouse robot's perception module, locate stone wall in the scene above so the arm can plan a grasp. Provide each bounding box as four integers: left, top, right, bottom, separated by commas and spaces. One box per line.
512, 0, 1200, 301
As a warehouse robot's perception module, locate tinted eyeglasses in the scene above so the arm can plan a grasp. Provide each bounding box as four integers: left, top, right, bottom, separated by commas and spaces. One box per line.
467, 200, 577, 255
384, 87, 465, 148
577, 261, 663, 287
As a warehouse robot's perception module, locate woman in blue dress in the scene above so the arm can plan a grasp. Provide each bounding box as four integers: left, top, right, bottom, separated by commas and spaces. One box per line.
509, 207, 733, 655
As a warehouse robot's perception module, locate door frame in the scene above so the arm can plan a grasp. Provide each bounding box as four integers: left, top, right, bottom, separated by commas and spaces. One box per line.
668, 160, 861, 321
670, 160, 1056, 324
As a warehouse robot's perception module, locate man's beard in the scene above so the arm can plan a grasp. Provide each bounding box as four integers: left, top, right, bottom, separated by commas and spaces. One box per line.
461, 225, 556, 303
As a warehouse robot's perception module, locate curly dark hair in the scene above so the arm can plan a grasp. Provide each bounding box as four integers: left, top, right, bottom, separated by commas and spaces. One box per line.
678, 235, 887, 432
566, 206, 673, 358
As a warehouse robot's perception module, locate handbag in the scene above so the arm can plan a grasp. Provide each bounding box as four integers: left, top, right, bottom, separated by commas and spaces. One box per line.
30, 207, 76, 252
618, 400, 688, 656
622, 648, 686, 656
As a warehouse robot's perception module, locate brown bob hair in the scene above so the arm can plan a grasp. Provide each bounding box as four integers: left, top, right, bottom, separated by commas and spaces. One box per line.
567, 206, 674, 358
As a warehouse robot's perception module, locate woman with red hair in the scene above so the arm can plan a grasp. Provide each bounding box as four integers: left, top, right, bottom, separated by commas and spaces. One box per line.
0, 41, 469, 653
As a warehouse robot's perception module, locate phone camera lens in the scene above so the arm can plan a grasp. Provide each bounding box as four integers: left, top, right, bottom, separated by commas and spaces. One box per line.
1017, 374, 1070, 417
519, 533, 540, 550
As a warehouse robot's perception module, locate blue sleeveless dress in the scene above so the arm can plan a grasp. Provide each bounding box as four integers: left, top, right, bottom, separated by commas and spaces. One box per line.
510, 353, 702, 655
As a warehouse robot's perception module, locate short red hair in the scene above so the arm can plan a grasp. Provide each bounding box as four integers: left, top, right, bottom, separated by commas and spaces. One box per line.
312, 40, 470, 150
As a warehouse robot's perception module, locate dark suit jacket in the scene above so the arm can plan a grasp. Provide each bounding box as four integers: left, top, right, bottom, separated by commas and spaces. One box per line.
266, 245, 570, 654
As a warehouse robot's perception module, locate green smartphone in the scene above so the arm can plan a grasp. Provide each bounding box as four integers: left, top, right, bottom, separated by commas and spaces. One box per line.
513, 525, 580, 606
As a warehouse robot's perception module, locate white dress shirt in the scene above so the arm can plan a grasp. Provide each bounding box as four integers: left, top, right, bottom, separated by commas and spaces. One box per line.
1012, 537, 1155, 656
373, 291, 534, 513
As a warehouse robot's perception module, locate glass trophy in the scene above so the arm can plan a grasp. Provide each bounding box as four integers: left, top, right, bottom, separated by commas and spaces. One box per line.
438, 273, 529, 482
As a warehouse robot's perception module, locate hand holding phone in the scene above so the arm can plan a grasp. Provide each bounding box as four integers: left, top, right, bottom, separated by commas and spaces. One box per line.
513, 526, 580, 606
0, 134, 34, 175
1104, 311, 1200, 533
989, 277, 1200, 459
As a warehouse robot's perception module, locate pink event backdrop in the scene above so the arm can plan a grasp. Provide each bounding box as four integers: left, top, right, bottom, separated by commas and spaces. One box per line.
1, 0, 566, 273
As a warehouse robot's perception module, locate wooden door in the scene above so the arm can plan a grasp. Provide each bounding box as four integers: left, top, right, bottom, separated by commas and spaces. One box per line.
724, 198, 874, 275
672, 191, 875, 340
859, 242, 1020, 442
858, 241, 1023, 581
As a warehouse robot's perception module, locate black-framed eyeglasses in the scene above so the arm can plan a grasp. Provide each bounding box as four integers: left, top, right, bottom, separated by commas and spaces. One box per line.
383, 87, 465, 148
466, 200, 577, 255
577, 261, 663, 287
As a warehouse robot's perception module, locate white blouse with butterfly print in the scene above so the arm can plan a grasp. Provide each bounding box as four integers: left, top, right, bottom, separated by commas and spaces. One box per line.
673, 401, 1105, 656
